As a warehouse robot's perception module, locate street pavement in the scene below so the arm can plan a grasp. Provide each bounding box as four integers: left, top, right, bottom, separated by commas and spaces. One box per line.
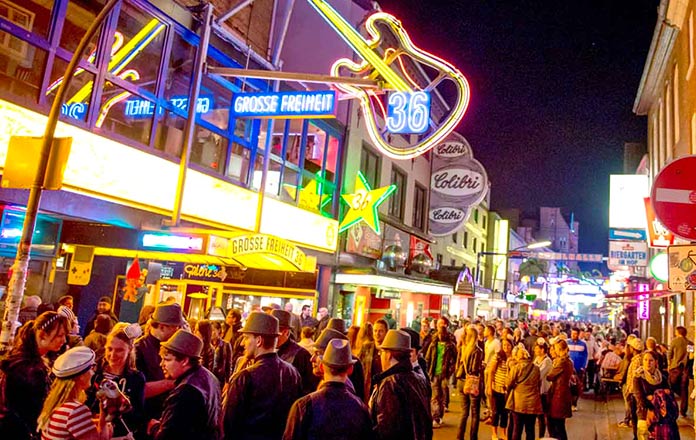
434, 389, 695, 439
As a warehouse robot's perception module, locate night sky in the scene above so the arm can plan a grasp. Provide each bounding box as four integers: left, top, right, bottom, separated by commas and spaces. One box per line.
377, 0, 659, 255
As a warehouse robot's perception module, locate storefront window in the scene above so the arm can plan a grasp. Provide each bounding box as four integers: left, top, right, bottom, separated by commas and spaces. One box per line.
304, 123, 326, 175
226, 142, 251, 183
285, 119, 303, 166
0, 0, 53, 40
108, 2, 165, 94
98, 84, 153, 145
154, 109, 185, 157
232, 117, 252, 142
48, 56, 94, 122
280, 167, 299, 203
199, 75, 230, 131
191, 125, 225, 172
59, 0, 104, 63
163, 32, 194, 103
0, 39, 46, 102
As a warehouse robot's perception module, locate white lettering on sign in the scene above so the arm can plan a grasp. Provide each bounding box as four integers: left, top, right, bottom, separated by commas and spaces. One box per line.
429, 207, 465, 223
233, 95, 280, 115
435, 142, 470, 158
431, 168, 483, 196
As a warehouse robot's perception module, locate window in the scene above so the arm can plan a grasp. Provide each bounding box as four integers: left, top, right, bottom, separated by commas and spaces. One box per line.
360, 144, 380, 188
659, 99, 665, 167
436, 254, 443, 269
482, 215, 487, 230
474, 209, 479, 223
412, 183, 426, 230
388, 166, 406, 220
480, 242, 485, 253
666, 83, 673, 159
463, 231, 468, 248
473, 237, 477, 252
450, 259, 456, 267
673, 63, 680, 146
0, 0, 34, 61
452, 233, 457, 244
688, 10, 694, 79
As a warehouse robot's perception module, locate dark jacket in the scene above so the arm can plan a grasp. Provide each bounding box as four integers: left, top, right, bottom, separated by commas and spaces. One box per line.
154, 364, 221, 440
212, 339, 233, 386
668, 335, 690, 371
370, 360, 432, 440
278, 339, 319, 395
455, 344, 484, 380
546, 355, 574, 419
634, 370, 671, 420
505, 359, 542, 414
222, 352, 302, 440
316, 316, 330, 334
223, 323, 245, 366
424, 332, 457, 379
87, 362, 146, 438
283, 381, 373, 440
0, 353, 51, 439
135, 333, 167, 420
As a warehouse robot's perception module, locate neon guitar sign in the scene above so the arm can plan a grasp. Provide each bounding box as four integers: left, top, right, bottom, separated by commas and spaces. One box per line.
307, 0, 470, 159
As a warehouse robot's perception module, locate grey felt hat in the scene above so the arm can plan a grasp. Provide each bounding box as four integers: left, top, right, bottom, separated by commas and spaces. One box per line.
151, 303, 185, 326
379, 330, 412, 352
240, 312, 280, 336
271, 310, 292, 329
322, 339, 357, 368
161, 330, 203, 358
314, 328, 347, 351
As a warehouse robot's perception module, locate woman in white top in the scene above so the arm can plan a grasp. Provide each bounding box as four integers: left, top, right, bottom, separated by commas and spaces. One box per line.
533, 338, 553, 439
37, 347, 112, 440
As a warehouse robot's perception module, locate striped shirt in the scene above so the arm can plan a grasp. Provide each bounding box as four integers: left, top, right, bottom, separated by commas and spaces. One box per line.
42, 400, 97, 440
492, 358, 508, 393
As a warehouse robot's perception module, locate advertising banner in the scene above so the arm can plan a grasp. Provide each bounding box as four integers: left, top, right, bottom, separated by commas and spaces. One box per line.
428, 133, 488, 236
345, 223, 383, 259
608, 241, 648, 267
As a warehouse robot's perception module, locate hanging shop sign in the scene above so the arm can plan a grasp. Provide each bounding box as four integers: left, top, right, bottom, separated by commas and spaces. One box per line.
231, 91, 337, 119
228, 234, 308, 270
346, 223, 383, 259
339, 171, 396, 234
428, 133, 488, 236
608, 241, 648, 268
609, 174, 649, 229
667, 245, 696, 291
307, 0, 470, 159
643, 197, 674, 248
649, 252, 668, 283
124, 95, 214, 118
650, 155, 696, 241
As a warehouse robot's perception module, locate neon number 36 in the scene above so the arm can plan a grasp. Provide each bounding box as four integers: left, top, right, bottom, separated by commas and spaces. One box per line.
386, 91, 431, 134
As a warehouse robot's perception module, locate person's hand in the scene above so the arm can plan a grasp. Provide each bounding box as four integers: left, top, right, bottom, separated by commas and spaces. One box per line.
147, 419, 161, 436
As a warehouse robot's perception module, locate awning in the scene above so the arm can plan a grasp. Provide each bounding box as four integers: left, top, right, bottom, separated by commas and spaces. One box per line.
62, 243, 315, 273
334, 269, 453, 295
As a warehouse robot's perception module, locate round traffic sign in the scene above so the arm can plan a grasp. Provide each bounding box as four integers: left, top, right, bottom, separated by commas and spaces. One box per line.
651, 155, 696, 241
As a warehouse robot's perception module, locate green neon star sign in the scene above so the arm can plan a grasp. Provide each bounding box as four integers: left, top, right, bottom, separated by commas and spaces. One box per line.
339, 171, 396, 234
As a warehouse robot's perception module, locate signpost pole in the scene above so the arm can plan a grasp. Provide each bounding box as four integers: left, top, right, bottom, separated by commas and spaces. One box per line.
0, 0, 122, 352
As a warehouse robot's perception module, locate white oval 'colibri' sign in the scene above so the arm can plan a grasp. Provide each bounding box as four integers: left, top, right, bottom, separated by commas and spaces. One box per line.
431, 168, 484, 197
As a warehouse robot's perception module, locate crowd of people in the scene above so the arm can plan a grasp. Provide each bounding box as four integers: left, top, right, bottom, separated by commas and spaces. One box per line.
0, 296, 690, 440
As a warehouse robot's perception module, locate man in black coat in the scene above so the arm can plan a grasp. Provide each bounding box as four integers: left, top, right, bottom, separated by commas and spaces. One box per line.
370, 330, 432, 440
312, 328, 366, 402
222, 312, 302, 440
149, 330, 221, 440
272, 310, 319, 394
283, 339, 373, 440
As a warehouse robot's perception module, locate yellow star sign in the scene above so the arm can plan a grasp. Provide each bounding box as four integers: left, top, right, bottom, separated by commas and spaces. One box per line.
339, 171, 396, 234
283, 175, 332, 213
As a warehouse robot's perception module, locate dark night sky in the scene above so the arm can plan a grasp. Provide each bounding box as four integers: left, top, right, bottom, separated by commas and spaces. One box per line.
377, 0, 659, 255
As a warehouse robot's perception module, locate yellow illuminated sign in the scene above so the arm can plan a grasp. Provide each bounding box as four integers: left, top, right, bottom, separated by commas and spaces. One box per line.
307, 0, 470, 159
260, 198, 338, 253
339, 171, 395, 234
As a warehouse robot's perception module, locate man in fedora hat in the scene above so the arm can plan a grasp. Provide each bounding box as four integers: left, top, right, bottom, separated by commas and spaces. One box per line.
222, 312, 302, 440
136, 302, 185, 421
283, 339, 373, 440
370, 330, 432, 440
272, 310, 318, 395
311, 328, 366, 402
148, 330, 221, 440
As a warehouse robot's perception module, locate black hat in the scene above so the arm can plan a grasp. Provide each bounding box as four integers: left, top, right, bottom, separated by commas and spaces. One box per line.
271, 310, 292, 329
400, 327, 421, 350
326, 318, 346, 334
314, 328, 347, 351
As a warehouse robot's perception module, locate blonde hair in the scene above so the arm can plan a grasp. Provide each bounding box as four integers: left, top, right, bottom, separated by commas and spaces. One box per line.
107, 323, 137, 371
37, 378, 85, 432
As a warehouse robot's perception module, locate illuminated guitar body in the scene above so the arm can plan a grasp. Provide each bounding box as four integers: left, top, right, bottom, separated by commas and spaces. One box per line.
307, 0, 470, 159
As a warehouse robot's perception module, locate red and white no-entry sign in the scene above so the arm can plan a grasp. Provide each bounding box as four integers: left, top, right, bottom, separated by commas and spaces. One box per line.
651, 155, 696, 241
